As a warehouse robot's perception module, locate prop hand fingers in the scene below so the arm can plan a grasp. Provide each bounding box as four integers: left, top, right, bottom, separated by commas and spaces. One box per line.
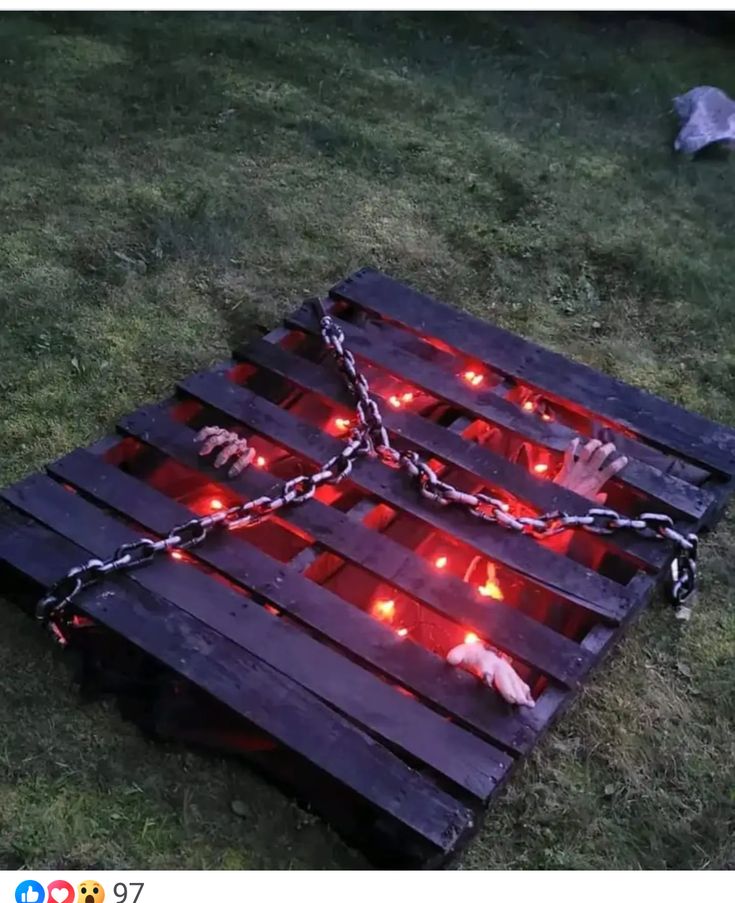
194, 427, 255, 477
447, 642, 535, 708
555, 438, 628, 501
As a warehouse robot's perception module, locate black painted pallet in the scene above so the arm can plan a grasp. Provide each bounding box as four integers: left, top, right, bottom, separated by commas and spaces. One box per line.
1, 268, 734, 867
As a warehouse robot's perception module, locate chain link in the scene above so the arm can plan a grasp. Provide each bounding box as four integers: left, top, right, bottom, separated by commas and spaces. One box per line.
37, 300, 700, 642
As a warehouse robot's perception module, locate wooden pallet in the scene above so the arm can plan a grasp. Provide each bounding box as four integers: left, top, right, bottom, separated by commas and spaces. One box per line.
1, 267, 734, 867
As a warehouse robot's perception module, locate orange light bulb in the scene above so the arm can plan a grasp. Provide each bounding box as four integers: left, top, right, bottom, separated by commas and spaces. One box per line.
373, 599, 396, 621
478, 580, 504, 601
464, 632, 480, 645
463, 370, 484, 386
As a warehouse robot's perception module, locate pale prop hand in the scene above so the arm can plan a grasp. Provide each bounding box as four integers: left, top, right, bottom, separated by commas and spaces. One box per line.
447, 642, 535, 707
554, 438, 628, 503
194, 426, 255, 477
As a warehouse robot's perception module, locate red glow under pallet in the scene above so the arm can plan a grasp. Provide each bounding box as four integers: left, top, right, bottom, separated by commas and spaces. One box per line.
1, 268, 734, 866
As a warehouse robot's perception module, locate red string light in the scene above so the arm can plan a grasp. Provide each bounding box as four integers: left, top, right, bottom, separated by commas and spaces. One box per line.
533, 462, 549, 474
255, 455, 266, 468
401, 392, 414, 403
478, 579, 504, 600
373, 599, 395, 621
388, 395, 402, 408
522, 400, 535, 412
434, 555, 448, 569
209, 498, 224, 511
396, 627, 408, 637
170, 550, 185, 561
334, 417, 351, 431
463, 370, 484, 387
464, 631, 480, 644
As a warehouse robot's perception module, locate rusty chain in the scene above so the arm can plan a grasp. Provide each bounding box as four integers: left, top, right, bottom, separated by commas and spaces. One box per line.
37, 301, 699, 643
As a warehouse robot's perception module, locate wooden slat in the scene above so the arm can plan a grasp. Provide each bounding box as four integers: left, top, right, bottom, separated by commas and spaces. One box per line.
118, 405, 596, 690
236, 336, 669, 569
0, 475, 510, 800
287, 305, 713, 524
330, 268, 735, 477
178, 371, 638, 623
0, 509, 474, 858
48, 447, 539, 755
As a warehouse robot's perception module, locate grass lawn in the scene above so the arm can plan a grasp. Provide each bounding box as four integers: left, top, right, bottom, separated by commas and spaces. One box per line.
0, 11, 733, 870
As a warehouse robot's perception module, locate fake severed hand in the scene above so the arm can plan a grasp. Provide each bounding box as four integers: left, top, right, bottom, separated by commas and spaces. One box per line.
554, 438, 628, 503
194, 426, 255, 477
447, 642, 535, 707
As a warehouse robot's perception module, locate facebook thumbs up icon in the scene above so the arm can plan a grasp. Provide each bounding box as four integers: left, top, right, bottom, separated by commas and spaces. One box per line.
15, 881, 45, 903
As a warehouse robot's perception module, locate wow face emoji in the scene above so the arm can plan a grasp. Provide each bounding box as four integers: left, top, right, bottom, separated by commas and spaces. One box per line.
77, 884, 104, 903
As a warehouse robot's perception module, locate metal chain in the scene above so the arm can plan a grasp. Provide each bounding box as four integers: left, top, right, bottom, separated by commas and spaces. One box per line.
37, 301, 699, 642
37, 429, 370, 642
316, 305, 698, 610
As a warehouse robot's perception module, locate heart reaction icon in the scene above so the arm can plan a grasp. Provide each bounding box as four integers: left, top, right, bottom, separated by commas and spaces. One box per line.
47, 881, 76, 903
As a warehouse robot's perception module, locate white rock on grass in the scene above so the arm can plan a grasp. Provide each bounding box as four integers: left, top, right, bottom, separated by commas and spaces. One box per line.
673, 86, 735, 154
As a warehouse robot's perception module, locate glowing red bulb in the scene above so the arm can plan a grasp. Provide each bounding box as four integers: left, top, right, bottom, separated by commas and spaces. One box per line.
463, 370, 484, 387
541, 412, 553, 422
464, 632, 480, 645
434, 555, 448, 570
255, 455, 266, 467
534, 462, 549, 474
478, 580, 504, 601
388, 395, 401, 408
401, 392, 414, 403
522, 400, 535, 412
210, 498, 224, 511
170, 550, 184, 561
334, 417, 351, 431
396, 627, 408, 637
373, 599, 396, 621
